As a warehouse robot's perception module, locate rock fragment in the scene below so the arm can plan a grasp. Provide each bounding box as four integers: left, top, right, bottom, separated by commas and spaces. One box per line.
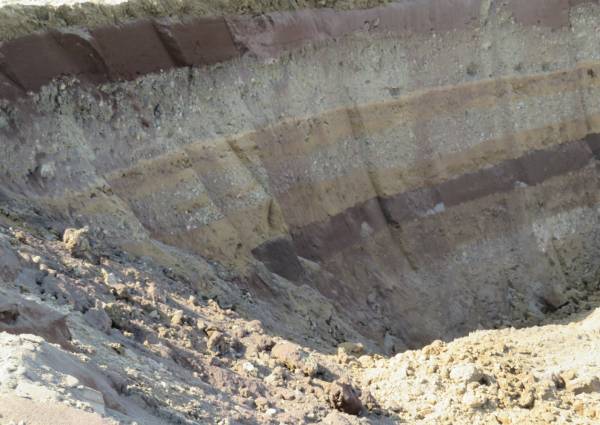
112, 285, 133, 302
108, 342, 125, 355
328, 382, 363, 416
63, 227, 94, 261
254, 396, 269, 411
270, 341, 320, 376
0, 295, 72, 349
264, 366, 287, 386
207, 331, 228, 355
244, 333, 274, 355
566, 376, 600, 394
101, 270, 119, 287
147, 281, 164, 304
84, 307, 112, 334
518, 389, 535, 409
338, 342, 365, 356
450, 363, 484, 383
271, 342, 304, 371
302, 355, 319, 377
170, 310, 184, 326
103, 303, 130, 330
462, 390, 486, 409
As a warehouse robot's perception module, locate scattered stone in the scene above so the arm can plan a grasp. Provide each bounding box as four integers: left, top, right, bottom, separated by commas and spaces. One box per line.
0, 295, 72, 349
264, 367, 287, 386
242, 362, 255, 373
518, 389, 535, 409
360, 390, 380, 412
552, 373, 566, 390
170, 310, 184, 326
338, 342, 365, 356
462, 390, 486, 409
244, 320, 263, 334
146, 281, 165, 304
566, 376, 600, 394
13, 230, 27, 243
207, 331, 228, 355
101, 270, 119, 287
254, 397, 269, 411
537, 379, 559, 400
110, 284, 133, 302
450, 363, 484, 383
63, 227, 94, 261
302, 355, 320, 377
271, 342, 304, 371
39, 161, 56, 179
540, 289, 569, 311
230, 337, 244, 354
328, 382, 363, 416
103, 303, 131, 330
244, 333, 274, 355
231, 326, 246, 340
196, 320, 207, 332
83, 307, 112, 334
108, 342, 125, 355
422, 339, 446, 356
357, 355, 375, 368
561, 370, 577, 382
495, 413, 512, 424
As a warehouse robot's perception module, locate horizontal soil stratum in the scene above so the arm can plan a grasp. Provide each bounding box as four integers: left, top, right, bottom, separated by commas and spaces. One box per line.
0, 0, 394, 41
1, 0, 600, 424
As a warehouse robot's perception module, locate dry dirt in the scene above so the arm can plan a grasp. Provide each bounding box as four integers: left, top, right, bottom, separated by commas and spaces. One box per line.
1, 219, 600, 424
2, 1, 600, 424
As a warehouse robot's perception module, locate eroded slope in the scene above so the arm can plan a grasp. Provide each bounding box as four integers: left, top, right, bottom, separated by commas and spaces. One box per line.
0, 212, 599, 425
1, 0, 600, 424
1, 0, 600, 351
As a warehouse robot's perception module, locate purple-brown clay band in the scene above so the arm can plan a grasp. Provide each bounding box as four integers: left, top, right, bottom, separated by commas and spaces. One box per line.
0, 0, 594, 101
284, 134, 600, 263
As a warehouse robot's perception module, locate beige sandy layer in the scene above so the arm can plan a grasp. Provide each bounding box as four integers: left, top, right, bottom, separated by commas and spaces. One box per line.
0, 396, 117, 425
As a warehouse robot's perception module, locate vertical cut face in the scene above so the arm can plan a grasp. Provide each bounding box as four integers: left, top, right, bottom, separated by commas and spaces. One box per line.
2, 0, 600, 351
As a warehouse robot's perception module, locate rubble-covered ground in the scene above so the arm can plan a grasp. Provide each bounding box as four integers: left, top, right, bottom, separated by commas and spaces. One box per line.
0, 213, 599, 425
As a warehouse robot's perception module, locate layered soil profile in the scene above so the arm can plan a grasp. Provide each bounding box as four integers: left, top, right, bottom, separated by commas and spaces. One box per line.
3, 0, 600, 351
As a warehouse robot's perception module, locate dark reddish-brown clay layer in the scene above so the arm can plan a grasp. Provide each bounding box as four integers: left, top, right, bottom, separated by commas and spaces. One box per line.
0, 0, 592, 101
278, 134, 600, 262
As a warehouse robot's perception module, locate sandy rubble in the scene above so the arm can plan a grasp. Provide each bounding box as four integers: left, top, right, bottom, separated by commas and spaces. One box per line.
0, 220, 599, 424
353, 307, 600, 424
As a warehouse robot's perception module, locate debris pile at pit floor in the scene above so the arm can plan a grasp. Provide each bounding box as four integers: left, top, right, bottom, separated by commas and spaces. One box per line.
0, 223, 600, 424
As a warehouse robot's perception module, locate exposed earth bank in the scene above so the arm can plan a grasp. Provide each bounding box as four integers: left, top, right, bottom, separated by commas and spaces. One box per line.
0, 222, 599, 424
2, 0, 600, 423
